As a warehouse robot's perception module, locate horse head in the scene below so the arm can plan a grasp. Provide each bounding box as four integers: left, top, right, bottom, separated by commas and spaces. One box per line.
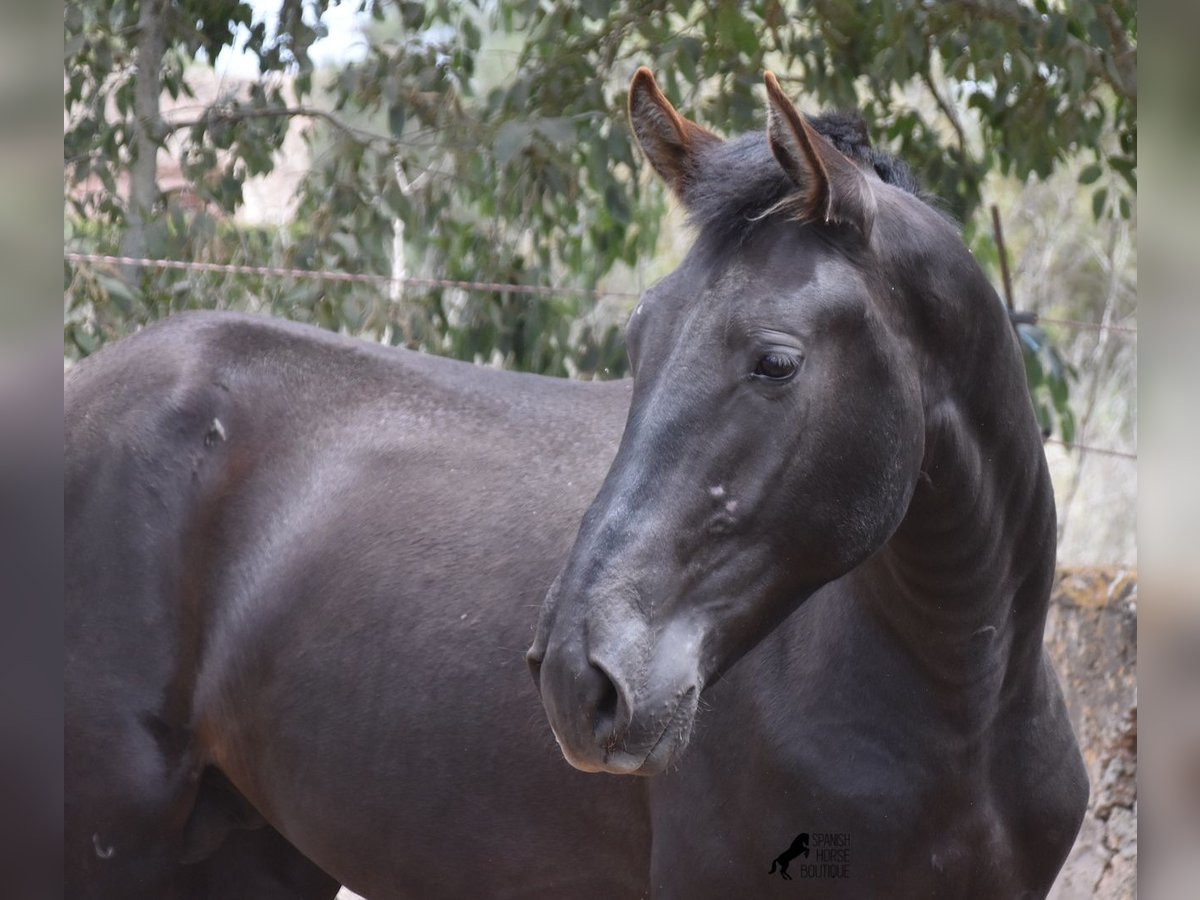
528, 67, 1005, 775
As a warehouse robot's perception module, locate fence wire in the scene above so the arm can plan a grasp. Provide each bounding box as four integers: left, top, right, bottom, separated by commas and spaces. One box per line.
64, 252, 638, 299
65, 251, 1137, 461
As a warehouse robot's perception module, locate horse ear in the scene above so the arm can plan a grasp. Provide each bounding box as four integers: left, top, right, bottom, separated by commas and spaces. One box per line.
763, 72, 875, 240
628, 67, 721, 202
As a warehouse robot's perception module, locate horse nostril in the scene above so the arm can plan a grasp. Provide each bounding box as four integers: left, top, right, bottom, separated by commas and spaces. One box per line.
589, 662, 621, 744
525, 649, 544, 692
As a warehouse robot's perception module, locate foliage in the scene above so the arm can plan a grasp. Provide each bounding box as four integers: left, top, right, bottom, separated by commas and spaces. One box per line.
1018, 323, 1078, 443
65, 0, 1136, 429
64, 0, 322, 225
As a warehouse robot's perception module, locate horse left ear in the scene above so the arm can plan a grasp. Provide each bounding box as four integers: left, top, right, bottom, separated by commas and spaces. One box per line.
763, 72, 876, 241
629, 67, 722, 203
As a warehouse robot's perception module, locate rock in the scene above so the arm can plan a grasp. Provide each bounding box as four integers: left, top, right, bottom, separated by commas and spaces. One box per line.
1045, 567, 1137, 900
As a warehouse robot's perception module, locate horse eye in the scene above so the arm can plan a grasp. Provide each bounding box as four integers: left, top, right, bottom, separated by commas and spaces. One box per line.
753, 352, 799, 381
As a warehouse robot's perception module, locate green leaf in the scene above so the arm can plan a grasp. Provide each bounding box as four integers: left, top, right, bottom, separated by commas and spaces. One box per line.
531, 117, 575, 147
581, 0, 610, 20
96, 273, 137, 316
388, 103, 406, 136
400, 2, 425, 30
331, 233, 360, 258
1059, 407, 1076, 446
463, 18, 481, 52
494, 121, 531, 166
717, 2, 759, 56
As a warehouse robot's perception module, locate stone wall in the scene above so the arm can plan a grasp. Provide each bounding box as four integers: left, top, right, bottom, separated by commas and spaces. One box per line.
1046, 567, 1138, 899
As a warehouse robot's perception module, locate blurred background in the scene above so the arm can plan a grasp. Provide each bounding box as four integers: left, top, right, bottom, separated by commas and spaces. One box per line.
38, 1, 1161, 898
62, 1, 1137, 575
62, 1, 1138, 560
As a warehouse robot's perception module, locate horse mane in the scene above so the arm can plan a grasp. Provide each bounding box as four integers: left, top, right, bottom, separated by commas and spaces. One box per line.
685, 111, 928, 239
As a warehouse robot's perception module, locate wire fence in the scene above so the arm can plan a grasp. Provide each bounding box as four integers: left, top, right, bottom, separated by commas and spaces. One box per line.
1036, 317, 1137, 336
64, 252, 639, 299
64, 253, 1141, 336
65, 250, 1138, 462
1043, 438, 1136, 461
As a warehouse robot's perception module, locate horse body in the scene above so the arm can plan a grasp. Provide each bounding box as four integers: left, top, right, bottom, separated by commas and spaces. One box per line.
65, 312, 649, 898
66, 68, 1087, 899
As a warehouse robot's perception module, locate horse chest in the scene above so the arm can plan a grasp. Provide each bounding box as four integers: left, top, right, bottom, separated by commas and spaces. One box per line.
641, 610, 1044, 897
649, 723, 1026, 898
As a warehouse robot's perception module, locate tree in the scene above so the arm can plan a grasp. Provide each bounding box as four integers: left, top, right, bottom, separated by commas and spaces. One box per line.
65, 0, 1135, 432
65, 0, 328, 350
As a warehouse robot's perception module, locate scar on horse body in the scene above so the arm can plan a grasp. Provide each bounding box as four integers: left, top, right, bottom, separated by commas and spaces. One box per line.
66, 68, 1087, 899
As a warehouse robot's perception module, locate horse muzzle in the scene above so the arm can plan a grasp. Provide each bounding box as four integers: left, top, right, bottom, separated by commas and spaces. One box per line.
526, 622, 703, 776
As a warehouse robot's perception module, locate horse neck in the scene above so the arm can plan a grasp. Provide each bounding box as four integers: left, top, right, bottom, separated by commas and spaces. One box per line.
857, 316, 1057, 704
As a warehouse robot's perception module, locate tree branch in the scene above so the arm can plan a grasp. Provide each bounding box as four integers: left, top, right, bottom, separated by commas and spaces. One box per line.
162, 104, 407, 150
1095, 3, 1137, 102
120, 0, 166, 280
920, 61, 967, 162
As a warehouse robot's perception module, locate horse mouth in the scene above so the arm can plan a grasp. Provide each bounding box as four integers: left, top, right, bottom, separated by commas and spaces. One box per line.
595, 685, 699, 776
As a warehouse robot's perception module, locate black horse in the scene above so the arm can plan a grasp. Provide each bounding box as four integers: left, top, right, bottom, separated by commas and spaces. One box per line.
65, 69, 1087, 898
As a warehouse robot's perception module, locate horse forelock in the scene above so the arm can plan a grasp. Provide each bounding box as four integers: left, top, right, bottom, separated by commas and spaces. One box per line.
683, 113, 929, 241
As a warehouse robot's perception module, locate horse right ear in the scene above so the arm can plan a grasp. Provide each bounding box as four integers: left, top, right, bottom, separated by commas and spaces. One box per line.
763, 71, 875, 240
628, 67, 721, 202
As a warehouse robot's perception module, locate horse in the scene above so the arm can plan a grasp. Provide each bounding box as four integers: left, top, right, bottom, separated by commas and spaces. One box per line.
65, 68, 1087, 898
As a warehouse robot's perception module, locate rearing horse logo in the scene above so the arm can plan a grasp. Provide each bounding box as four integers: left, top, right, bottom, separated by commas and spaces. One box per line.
769, 832, 810, 880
